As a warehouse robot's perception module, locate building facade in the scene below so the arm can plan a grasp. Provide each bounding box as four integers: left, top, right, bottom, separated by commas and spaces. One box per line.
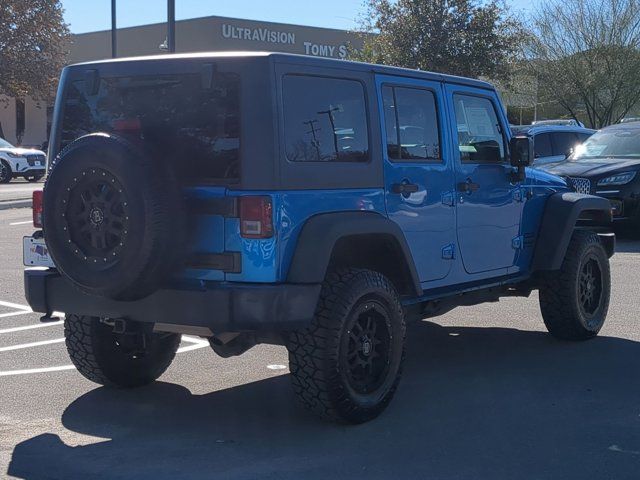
0, 15, 364, 148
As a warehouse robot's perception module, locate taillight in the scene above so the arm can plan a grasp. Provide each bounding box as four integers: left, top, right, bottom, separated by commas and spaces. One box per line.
33, 190, 43, 228
239, 196, 273, 239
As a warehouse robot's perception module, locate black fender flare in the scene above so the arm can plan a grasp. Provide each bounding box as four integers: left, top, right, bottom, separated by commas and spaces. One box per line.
532, 192, 613, 272
286, 211, 422, 296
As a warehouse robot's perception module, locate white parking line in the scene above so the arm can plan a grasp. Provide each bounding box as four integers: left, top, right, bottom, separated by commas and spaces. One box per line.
0, 365, 76, 377
0, 310, 32, 319
0, 300, 31, 311
0, 335, 209, 376
9, 220, 33, 226
0, 337, 65, 352
0, 320, 63, 334
178, 335, 210, 353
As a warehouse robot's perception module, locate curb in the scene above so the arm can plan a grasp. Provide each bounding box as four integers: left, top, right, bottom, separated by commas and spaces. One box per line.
0, 200, 31, 211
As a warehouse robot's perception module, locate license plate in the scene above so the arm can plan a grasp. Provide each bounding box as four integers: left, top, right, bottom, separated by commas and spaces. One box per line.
23, 236, 55, 267
36, 161, 42, 166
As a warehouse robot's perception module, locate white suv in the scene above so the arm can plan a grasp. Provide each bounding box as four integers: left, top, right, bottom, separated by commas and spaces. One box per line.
0, 137, 46, 183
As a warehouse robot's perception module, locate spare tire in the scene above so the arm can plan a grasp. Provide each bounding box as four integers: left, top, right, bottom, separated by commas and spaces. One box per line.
43, 133, 185, 301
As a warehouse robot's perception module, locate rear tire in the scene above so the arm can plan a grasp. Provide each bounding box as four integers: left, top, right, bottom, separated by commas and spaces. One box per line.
539, 230, 610, 340
287, 269, 406, 424
0, 160, 11, 183
64, 314, 181, 388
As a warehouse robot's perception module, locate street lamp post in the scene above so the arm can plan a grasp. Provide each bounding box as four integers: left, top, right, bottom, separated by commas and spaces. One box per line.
167, 0, 176, 53
111, 0, 117, 58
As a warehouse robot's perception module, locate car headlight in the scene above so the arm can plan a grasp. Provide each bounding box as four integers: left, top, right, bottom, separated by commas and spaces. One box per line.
5, 152, 23, 158
597, 171, 637, 186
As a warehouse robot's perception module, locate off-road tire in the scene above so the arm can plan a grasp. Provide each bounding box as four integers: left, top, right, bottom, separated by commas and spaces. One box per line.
539, 230, 610, 340
44, 133, 185, 301
64, 314, 181, 388
287, 269, 406, 424
0, 160, 11, 183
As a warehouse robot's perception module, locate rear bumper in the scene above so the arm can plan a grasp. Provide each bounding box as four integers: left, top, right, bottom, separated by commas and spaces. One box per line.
25, 269, 320, 332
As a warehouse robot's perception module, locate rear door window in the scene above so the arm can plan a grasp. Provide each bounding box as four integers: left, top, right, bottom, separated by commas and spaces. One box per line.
61, 72, 241, 183
382, 85, 441, 161
283, 75, 369, 163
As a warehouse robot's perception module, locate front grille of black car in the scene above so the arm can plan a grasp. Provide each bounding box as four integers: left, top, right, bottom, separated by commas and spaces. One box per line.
26, 154, 45, 167
567, 177, 592, 194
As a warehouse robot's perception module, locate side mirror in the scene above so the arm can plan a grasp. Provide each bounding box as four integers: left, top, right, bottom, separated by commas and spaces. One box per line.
509, 136, 533, 182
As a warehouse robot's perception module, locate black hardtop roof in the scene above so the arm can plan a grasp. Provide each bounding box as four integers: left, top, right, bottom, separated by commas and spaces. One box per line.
67, 51, 495, 90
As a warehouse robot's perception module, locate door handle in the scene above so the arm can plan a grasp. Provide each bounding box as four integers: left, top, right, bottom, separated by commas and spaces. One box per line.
391, 183, 419, 195
457, 178, 480, 194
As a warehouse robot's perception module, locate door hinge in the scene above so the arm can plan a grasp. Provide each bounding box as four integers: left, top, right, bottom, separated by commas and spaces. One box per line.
442, 243, 456, 260
511, 235, 525, 250
441, 192, 455, 207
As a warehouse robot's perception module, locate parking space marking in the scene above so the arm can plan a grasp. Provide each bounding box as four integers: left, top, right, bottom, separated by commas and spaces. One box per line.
0, 320, 63, 334
0, 335, 210, 377
177, 335, 210, 353
9, 220, 33, 226
0, 337, 65, 352
0, 300, 31, 311
0, 310, 32, 319
0, 365, 76, 377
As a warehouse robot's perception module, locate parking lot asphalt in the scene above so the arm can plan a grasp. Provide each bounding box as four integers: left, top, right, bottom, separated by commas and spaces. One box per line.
1, 206, 639, 480
0, 180, 42, 208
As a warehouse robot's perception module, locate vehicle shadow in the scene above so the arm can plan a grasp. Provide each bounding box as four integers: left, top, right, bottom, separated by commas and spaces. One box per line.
8, 322, 640, 480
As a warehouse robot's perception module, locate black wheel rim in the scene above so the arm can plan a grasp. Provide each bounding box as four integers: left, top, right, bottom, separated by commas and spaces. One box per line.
579, 256, 603, 316
342, 300, 393, 395
63, 168, 130, 268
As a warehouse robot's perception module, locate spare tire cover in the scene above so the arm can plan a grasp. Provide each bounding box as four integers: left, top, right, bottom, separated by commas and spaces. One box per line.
43, 133, 185, 301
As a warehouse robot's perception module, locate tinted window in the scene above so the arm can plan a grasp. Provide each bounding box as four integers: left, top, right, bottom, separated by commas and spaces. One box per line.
382, 86, 441, 161
552, 132, 580, 157
577, 133, 592, 143
62, 72, 240, 183
283, 75, 368, 163
534, 133, 552, 158
453, 95, 505, 163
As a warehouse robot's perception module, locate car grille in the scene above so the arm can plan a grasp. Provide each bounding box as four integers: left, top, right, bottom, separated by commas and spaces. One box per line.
567, 177, 592, 194
26, 154, 45, 167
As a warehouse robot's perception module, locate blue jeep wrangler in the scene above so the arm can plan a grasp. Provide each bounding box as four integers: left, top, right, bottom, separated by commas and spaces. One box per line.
24, 52, 614, 424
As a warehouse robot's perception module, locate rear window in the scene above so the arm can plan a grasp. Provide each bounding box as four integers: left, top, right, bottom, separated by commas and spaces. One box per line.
61, 72, 241, 183
283, 75, 369, 163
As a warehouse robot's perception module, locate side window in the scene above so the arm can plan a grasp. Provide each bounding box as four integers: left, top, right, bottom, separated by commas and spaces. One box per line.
453, 94, 506, 164
382, 85, 441, 161
534, 133, 553, 158
283, 75, 369, 163
552, 132, 580, 157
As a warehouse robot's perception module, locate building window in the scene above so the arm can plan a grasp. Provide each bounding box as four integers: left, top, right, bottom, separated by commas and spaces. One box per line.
283, 75, 369, 163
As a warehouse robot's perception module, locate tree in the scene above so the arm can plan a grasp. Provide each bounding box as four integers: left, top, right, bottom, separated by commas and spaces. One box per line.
0, 0, 69, 100
352, 0, 524, 82
527, 0, 640, 128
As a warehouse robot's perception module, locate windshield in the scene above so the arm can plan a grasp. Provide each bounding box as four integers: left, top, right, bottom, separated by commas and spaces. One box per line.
0, 138, 14, 148
570, 128, 640, 161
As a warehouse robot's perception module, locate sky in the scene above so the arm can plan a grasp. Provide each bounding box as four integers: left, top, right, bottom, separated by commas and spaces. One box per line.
61, 0, 540, 34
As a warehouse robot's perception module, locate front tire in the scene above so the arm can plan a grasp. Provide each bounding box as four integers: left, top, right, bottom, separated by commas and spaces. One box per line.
64, 315, 181, 387
539, 230, 611, 340
287, 269, 406, 424
0, 160, 12, 183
